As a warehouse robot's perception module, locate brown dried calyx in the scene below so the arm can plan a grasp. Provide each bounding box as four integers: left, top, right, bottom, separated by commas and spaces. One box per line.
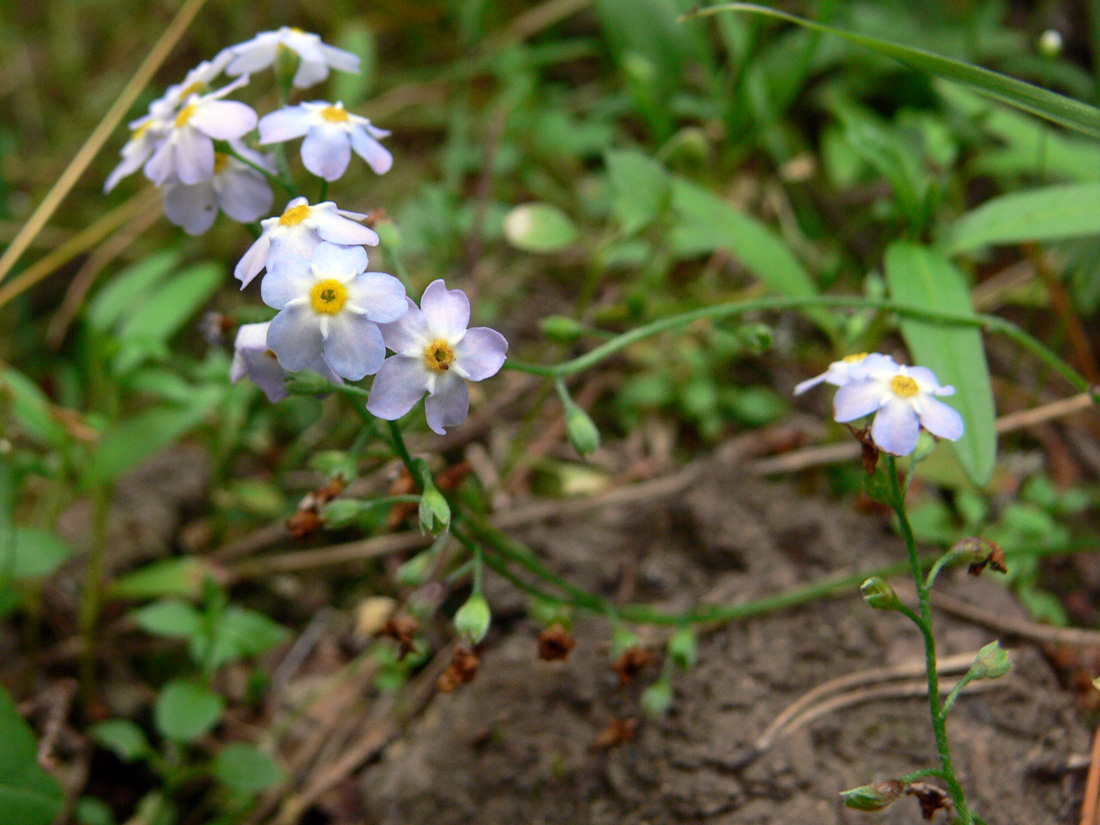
438, 646, 480, 693
590, 717, 636, 751
378, 615, 420, 660
611, 647, 653, 688
905, 782, 952, 821
538, 623, 576, 661
287, 477, 346, 539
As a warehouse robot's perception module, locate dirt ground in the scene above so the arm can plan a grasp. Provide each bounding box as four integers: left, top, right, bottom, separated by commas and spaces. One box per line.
362, 453, 1090, 824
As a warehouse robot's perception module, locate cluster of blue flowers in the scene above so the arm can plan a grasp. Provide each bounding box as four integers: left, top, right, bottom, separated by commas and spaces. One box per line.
107, 28, 507, 435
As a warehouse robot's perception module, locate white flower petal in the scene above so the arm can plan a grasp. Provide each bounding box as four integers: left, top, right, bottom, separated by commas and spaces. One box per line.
235, 234, 272, 287
347, 273, 408, 323
453, 327, 507, 381
225, 42, 278, 76
310, 206, 379, 246
162, 181, 218, 235
915, 396, 965, 441
378, 300, 430, 354
425, 374, 469, 435
213, 167, 273, 223
793, 373, 828, 396
350, 127, 393, 174
267, 305, 323, 372
871, 399, 921, 456
175, 130, 215, 185
143, 139, 176, 186
906, 365, 944, 390
320, 43, 361, 74
262, 255, 314, 309
366, 355, 430, 420
832, 379, 888, 423
190, 100, 257, 140
322, 313, 386, 380
311, 242, 367, 279
420, 280, 470, 342
301, 127, 352, 181
258, 107, 313, 143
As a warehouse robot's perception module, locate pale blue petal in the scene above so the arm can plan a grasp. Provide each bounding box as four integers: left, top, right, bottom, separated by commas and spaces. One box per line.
258, 107, 312, 143
262, 255, 313, 309
350, 127, 392, 174
235, 233, 271, 287
425, 374, 469, 435
301, 127, 351, 181
915, 396, 964, 441
310, 207, 379, 246
175, 130, 214, 185
320, 43, 361, 73
377, 300, 429, 354
347, 273, 408, 323
453, 327, 507, 381
190, 100, 257, 140
322, 313, 386, 380
143, 140, 176, 186
311, 242, 367, 281
421, 280, 469, 342
366, 355, 429, 420
871, 399, 921, 456
267, 305, 323, 372
833, 380, 887, 423
162, 182, 217, 235
292, 59, 329, 89
213, 168, 272, 223
793, 372, 828, 396
906, 365, 943, 389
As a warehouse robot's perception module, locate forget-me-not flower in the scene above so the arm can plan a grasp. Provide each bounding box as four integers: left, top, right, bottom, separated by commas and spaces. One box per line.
261, 242, 406, 380
259, 101, 392, 181
235, 197, 380, 288
230, 321, 342, 402
794, 352, 899, 396
163, 142, 274, 235
225, 27, 360, 89
367, 280, 508, 435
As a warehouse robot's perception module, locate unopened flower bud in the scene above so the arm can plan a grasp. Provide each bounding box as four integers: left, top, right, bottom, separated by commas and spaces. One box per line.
418, 485, 450, 534
840, 779, 904, 811
395, 549, 433, 587
968, 640, 1012, 680
641, 678, 673, 717
861, 577, 900, 611
453, 594, 491, 645
911, 430, 937, 462
564, 400, 600, 456
275, 43, 303, 95
540, 315, 587, 344
736, 323, 773, 354
321, 499, 364, 529
310, 450, 357, 483
1039, 29, 1063, 58
667, 627, 697, 670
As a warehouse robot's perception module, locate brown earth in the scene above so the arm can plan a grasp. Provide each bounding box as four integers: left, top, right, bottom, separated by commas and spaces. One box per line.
362, 453, 1090, 824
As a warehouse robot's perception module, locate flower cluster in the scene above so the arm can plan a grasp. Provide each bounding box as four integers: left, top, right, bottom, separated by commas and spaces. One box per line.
108, 28, 507, 435
796, 352, 964, 456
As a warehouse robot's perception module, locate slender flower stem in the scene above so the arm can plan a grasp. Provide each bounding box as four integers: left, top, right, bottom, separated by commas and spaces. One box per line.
386, 420, 417, 484
886, 456, 973, 824
503, 294, 1093, 395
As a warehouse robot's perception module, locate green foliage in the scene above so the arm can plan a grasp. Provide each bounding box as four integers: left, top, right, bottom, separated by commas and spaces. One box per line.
90, 719, 151, 763
0, 686, 64, 825
503, 203, 578, 253
945, 183, 1100, 253
154, 680, 224, 743
212, 744, 283, 797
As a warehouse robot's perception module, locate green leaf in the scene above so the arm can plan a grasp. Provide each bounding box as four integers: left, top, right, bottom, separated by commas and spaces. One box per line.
86, 251, 179, 332
669, 178, 835, 335
503, 204, 578, 253
0, 528, 73, 580
154, 681, 223, 743
0, 685, 64, 825
0, 369, 70, 450
90, 719, 151, 763
884, 242, 997, 485
605, 149, 671, 235
110, 558, 216, 601
131, 599, 202, 639
200, 607, 289, 669
212, 744, 283, 797
688, 4, 1100, 136
115, 262, 223, 344
944, 183, 1100, 254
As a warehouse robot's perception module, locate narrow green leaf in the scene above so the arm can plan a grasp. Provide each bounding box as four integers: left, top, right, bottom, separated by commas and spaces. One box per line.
0, 369, 70, 450
116, 262, 223, 344
669, 178, 835, 335
154, 681, 223, 743
212, 744, 283, 797
200, 607, 289, 669
110, 558, 216, 601
503, 204, 578, 253
884, 242, 997, 485
0, 685, 64, 825
605, 149, 671, 235
688, 4, 1100, 136
945, 183, 1100, 254
131, 599, 202, 639
86, 251, 179, 332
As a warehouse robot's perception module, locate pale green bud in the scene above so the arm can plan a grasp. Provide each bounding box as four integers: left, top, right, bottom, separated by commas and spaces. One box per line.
861, 577, 900, 611
310, 450, 357, 483
539, 315, 587, 344
968, 640, 1012, 680
454, 593, 491, 645
274, 44, 302, 96
418, 486, 450, 534
912, 430, 937, 463
610, 626, 641, 658
640, 678, 673, 717
840, 780, 904, 811
667, 627, 697, 670
564, 401, 600, 457
321, 499, 364, 529
395, 550, 433, 587
1039, 29, 1063, 58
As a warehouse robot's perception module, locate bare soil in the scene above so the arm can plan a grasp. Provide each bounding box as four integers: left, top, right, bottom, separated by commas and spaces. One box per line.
362, 453, 1089, 824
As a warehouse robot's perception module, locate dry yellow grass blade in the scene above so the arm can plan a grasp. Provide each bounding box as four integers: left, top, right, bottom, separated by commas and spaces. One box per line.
0, 0, 210, 291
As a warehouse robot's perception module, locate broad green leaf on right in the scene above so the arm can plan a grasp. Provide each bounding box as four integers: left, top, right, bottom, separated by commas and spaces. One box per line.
884, 242, 997, 486
0, 686, 64, 825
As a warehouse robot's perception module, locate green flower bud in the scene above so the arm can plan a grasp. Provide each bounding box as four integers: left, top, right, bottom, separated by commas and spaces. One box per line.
418, 485, 450, 534
912, 430, 937, 463
840, 780, 904, 811
641, 678, 673, 717
394, 549, 433, 587
274, 43, 302, 96
736, 323, 773, 355
453, 593, 491, 645
539, 315, 587, 345
310, 450, 358, 483
1039, 29, 1063, 58
565, 401, 600, 457
285, 372, 337, 395
968, 640, 1012, 680
861, 577, 900, 611
321, 499, 364, 529
610, 626, 641, 658
667, 627, 697, 670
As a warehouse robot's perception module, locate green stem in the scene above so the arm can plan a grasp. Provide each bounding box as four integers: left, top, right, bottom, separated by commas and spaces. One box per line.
78, 483, 111, 714
940, 672, 977, 720
386, 420, 417, 484
503, 295, 1092, 394
887, 456, 973, 823
222, 144, 296, 196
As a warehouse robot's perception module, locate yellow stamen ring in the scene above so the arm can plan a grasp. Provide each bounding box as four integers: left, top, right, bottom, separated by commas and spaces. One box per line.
890, 375, 919, 398
310, 279, 348, 314
279, 203, 311, 226
174, 103, 197, 128
321, 105, 350, 123
423, 339, 455, 372
842, 352, 868, 363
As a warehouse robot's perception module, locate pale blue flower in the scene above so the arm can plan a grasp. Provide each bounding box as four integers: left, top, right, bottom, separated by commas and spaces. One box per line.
367, 280, 508, 435
794, 352, 898, 395
832, 359, 964, 456
235, 197, 380, 288
261, 242, 407, 380
259, 101, 392, 181
225, 28, 360, 89
163, 142, 274, 235
230, 321, 341, 402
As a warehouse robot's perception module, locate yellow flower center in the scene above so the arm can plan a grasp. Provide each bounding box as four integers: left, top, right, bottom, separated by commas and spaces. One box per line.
180, 81, 205, 99
279, 203, 312, 226
213, 152, 229, 174
310, 279, 348, 314
321, 105, 349, 123
174, 103, 197, 128
132, 122, 151, 140
423, 340, 455, 372
289, 26, 305, 34
842, 352, 868, 363
890, 375, 919, 398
